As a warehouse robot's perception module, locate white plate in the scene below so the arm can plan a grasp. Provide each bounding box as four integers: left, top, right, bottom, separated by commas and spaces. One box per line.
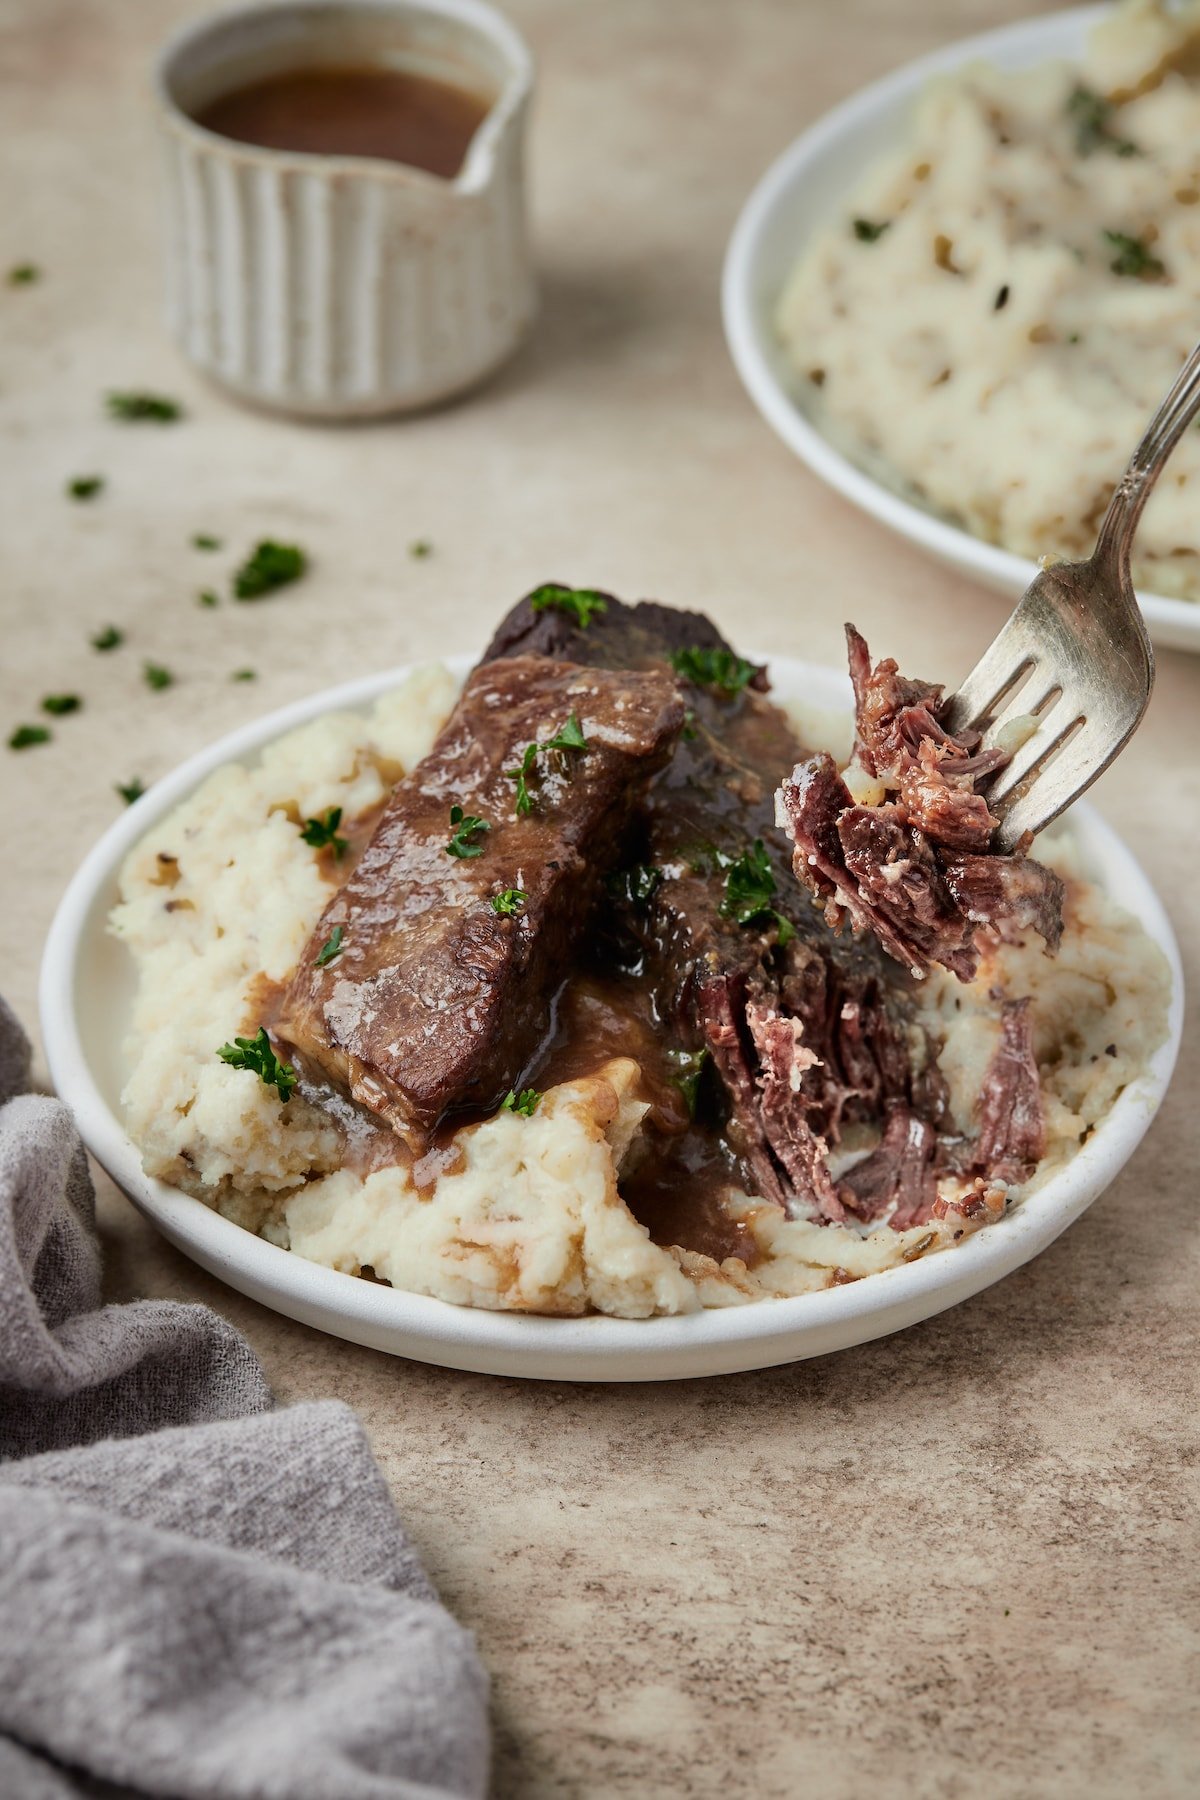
39, 656, 1182, 1382
722, 3, 1200, 656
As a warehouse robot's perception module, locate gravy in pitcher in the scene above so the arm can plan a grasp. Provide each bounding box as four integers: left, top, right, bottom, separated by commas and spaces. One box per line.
194, 65, 491, 179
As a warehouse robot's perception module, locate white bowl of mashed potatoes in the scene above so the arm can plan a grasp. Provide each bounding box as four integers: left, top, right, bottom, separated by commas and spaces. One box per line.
723, 1, 1200, 654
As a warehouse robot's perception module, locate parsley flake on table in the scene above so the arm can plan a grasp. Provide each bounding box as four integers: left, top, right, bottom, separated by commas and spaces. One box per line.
669, 646, 758, 697
41, 694, 81, 716
490, 887, 528, 916
91, 625, 123, 651
300, 807, 348, 858
8, 724, 50, 750
669, 1046, 711, 1121
198, 590, 219, 608
1068, 85, 1138, 158
67, 475, 104, 501
233, 540, 307, 600
445, 804, 490, 858
409, 539, 432, 559
230, 669, 257, 682
192, 533, 222, 550
527, 584, 609, 628
143, 661, 173, 691
1103, 229, 1165, 280
607, 863, 663, 907
719, 839, 795, 945
106, 391, 182, 423
315, 924, 345, 967
853, 218, 891, 243
216, 1027, 297, 1101
501, 1087, 541, 1117
115, 777, 145, 805
7, 263, 39, 285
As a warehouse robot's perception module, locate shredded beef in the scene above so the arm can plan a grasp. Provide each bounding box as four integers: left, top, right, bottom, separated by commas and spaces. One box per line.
974, 999, 1045, 1184
777, 624, 1065, 982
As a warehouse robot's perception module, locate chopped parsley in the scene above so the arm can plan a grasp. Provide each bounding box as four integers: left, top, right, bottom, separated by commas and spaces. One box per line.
681, 707, 698, 741
607, 864, 663, 907
217, 1027, 297, 1102
8, 263, 39, 285
192, 533, 221, 550
143, 661, 173, 691
1103, 229, 1165, 280
115, 777, 145, 805
41, 694, 80, 715
1068, 85, 1138, 158
67, 475, 104, 501
669, 1046, 711, 1120
230, 669, 257, 682
300, 806, 348, 858
198, 590, 219, 608
505, 714, 588, 815
315, 924, 345, 968
233, 540, 307, 600
506, 742, 538, 816
91, 625, 123, 651
527, 584, 608, 628
853, 218, 891, 243
106, 391, 182, 423
490, 887, 528, 916
669, 646, 759, 697
409, 539, 432, 559
8, 724, 50, 750
445, 804, 489, 858
719, 840, 795, 946
501, 1087, 541, 1117
541, 712, 588, 754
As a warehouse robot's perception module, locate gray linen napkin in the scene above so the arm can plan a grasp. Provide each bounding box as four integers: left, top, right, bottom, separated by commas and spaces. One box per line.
0, 997, 489, 1800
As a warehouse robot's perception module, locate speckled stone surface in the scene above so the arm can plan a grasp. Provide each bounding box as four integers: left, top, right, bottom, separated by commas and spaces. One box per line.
2, 1, 1197, 1793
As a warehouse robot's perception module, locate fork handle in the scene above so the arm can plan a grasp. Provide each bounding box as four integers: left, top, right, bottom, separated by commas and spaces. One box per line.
1094, 339, 1200, 575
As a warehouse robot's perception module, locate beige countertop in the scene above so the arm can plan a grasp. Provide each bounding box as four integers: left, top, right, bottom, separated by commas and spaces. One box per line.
2, 1, 1197, 1793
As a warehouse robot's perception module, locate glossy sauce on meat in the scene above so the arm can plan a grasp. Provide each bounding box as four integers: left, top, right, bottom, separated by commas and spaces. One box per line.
193, 66, 491, 180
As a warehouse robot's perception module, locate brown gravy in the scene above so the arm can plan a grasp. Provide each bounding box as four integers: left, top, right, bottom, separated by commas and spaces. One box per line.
193, 65, 492, 180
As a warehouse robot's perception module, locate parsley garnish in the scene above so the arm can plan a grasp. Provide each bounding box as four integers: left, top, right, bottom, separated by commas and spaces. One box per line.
116, 777, 145, 805
1068, 85, 1137, 158
607, 864, 663, 907
300, 807, 348, 858
9, 724, 50, 750
42, 694, 80, 715
198, 590, 219, 608
1103, 229, 1165, 280
527, 584, 609, 628
231, 668, 256, 682
143, 661, 173, 691
506, 714, 589, 815
8, 263, 39, 285
217, 1027, 297, 1102
669, 1046, 711, 1120
853, 218, 891, 243
719, 840, 795, 946
91, 625, 123, 651
491, 888, 528, 916
233, 540, 307, 600
501, 1087, 542, 1117
445, 804, 489, 858
669, 646, 759, 697
106, 391, 181, 423
67, 475, 104, 500
192, 533, 221, 550
409, 539, 432, 559
315, 924, 345, 967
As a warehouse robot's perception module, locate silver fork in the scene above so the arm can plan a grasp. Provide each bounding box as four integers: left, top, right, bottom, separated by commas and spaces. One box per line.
941, 341, 1200, 852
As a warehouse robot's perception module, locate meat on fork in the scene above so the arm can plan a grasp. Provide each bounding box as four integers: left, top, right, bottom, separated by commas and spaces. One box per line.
776, 625, 1065, 982
274, 655, 684, 1145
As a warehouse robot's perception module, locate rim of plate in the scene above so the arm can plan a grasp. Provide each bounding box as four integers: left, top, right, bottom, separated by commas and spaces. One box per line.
721, 2, 1200, 655
39, 655, 1183, 1381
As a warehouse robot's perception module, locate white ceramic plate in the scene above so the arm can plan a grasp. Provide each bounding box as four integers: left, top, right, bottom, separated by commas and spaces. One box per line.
722, 3, 1200, 656
39, 656, 1182, 1382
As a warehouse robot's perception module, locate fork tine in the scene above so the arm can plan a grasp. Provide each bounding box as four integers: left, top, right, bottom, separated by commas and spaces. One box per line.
987, 704, 1083, 810
992, 714, 1121, 851
940, 607, 1044, 735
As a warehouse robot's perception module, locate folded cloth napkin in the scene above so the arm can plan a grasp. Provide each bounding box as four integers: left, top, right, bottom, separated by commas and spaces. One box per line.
0, 997, 489, 1800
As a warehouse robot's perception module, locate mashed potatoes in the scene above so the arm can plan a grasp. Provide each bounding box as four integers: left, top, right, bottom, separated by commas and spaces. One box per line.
110, 667, 1170, 1318
777, 0, 1200, 599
